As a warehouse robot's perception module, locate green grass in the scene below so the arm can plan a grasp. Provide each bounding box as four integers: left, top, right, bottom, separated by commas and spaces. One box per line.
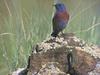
0, 0, 100, 75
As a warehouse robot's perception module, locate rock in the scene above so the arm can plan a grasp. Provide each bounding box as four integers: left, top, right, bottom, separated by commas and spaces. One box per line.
27, 33, 100, 75
11, 68, 26, 75
31, 62, 67, 75
88, 61, 100, 75
74, 47, 96, 75
12, 33, 100, 75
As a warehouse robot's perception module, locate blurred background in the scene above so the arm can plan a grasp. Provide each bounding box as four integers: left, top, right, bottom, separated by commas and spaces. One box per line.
0, 0, 100, 75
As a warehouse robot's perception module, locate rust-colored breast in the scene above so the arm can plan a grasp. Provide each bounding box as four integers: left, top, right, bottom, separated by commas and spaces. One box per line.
58, 11, 69, 21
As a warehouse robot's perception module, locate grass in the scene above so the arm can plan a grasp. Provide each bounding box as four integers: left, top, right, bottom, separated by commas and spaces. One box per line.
0, 0, 100, 75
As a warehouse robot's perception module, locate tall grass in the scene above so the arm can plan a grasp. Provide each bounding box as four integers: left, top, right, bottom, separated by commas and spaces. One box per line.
0, 0, 100, 75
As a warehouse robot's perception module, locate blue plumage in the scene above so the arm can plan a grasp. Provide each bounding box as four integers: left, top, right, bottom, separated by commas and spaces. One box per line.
51, 3, 69, 37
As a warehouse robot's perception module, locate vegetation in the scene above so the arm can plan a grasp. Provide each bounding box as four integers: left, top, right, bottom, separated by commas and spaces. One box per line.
0, 0, 100, 75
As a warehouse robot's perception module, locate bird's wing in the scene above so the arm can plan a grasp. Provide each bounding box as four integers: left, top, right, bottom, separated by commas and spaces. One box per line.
52, 15, 58, 31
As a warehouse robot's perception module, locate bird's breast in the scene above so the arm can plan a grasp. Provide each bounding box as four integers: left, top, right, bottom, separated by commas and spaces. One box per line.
55, 11, 69, 21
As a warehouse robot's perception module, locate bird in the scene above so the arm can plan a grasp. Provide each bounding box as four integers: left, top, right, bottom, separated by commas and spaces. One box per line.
51, 3, 69, 37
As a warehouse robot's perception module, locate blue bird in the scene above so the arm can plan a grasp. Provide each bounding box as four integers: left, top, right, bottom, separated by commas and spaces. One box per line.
51, 3, 69, 37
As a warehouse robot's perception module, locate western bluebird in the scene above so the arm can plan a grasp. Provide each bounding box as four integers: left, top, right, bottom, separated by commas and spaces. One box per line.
51, 3, 69, 37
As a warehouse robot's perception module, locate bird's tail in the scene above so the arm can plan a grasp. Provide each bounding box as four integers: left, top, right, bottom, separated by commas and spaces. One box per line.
51, 31, 59, 37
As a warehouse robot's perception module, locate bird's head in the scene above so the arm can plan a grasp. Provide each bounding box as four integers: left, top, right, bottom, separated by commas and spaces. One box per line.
54, 3, 66, 12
